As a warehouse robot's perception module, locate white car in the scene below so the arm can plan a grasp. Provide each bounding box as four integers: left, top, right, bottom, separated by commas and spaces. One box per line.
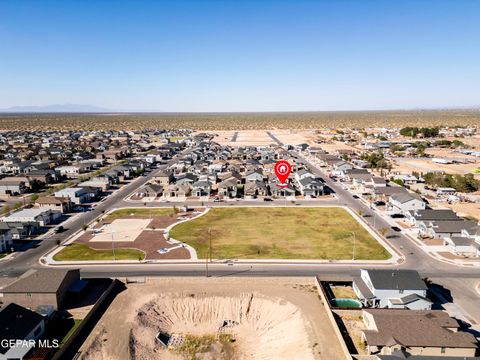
158, 248, 168, 254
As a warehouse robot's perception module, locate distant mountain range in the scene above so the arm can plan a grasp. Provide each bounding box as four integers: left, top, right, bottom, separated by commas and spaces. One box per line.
0, 104, 111, 113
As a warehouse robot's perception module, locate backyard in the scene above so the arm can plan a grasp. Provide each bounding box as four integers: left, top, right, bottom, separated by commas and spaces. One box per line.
169, 207, 390, 260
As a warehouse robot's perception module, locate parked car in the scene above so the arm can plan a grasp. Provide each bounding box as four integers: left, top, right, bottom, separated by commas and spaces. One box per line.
391, 226, 402, 232
54, 226, 64, 234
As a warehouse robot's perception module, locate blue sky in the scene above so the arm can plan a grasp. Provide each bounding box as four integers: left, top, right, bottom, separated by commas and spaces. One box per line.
1, 0, 479, 111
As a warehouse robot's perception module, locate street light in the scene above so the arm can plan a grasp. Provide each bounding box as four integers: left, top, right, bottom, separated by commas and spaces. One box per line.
351, 231, 356, 261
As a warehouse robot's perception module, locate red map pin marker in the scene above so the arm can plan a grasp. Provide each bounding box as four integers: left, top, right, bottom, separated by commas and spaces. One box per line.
274, 160, 292, 188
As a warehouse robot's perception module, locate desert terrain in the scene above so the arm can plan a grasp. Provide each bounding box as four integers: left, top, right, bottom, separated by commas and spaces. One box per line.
1, 110, 480, 131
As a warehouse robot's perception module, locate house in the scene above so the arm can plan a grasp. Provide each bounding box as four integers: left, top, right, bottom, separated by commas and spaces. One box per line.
191, 180, 212, 197
295, 168, 315, 183
0, 268, 80, 310
0, 159, 35, 174
0, 178, 26, 195
35, 196, 73, 214
135, 184, 163, 198
376, 349, 480, 360
217, 178, 238, 198
175, 173, 198, 186
443, 236, 480, 257
388, 193, 426, 214
332, 161, 353, 174
0, 303, 46, 360
0, 228, 12, 253
419, 220, 478, 239
1, 208, 60, 227
374, 186, 409, 199
55, 164, 89, 176
244, 181, 268, 197
0, 222, 38, 240
361, 309, 478, 357
78, 177, 110, 191
269, 181, 296, 197
406, 209, 461, 227
54, 187, 90, 204
245, 170, 264, 182
297, 177, 324, 197
27, 169, 60, 184
151, 171, 174, 186
162, 184, 190, 199
437, 187, 457, 196
353, 269, 431, 309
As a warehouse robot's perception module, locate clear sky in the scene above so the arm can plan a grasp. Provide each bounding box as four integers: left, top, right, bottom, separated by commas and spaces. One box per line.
1, 0, 479, 111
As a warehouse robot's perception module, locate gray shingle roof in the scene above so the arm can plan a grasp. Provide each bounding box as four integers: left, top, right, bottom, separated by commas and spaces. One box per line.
363, 309, 477, 348
0, 269, 78, 293
366, 269, 427, 290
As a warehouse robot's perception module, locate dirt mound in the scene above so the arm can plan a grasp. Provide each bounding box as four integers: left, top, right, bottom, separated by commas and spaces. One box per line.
130, 292, 315, 360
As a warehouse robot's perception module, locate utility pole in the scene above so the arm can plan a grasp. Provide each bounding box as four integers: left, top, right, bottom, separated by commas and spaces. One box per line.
208, 228, 212, 263
351, 231, 356, 261
112, 231, 116, 261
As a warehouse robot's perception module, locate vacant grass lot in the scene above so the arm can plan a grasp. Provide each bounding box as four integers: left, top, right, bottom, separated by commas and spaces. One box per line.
170, 207, 390, 260
106, 208, 174, 220
53, 243, 145, 261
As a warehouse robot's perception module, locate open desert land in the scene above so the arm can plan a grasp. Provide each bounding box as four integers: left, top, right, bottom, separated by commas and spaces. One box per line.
392, 158, 480, 177
169, 207, 390, 260
269, 129, 318, 145
78, 277, 345, 360
1, 110, 480, 131
316, 141, 362, 153
207, 129, 317, 147
424, 148, 480, 161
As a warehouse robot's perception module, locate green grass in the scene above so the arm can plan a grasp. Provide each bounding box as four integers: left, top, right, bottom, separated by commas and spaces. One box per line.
53, 243, 145, 261
170, 207, 390, 260
59, 319, 82, 347
472, 168, 480, 174
0, 253, 8, 259
106, 207, 175, 220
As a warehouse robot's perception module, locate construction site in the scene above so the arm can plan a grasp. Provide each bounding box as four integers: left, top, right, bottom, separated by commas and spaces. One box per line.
78, 277, 345, 360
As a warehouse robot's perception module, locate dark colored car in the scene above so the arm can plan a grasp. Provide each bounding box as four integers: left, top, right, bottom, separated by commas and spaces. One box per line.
391, 226, 401, 232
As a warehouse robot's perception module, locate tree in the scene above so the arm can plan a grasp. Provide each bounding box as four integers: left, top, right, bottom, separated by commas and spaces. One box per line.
30, 194, 39, 203
379, 227, 389, 237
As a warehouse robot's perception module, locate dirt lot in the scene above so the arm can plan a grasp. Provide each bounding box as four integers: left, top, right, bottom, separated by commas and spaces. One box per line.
392, 158, 479, 177
78, 277, 346, 360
